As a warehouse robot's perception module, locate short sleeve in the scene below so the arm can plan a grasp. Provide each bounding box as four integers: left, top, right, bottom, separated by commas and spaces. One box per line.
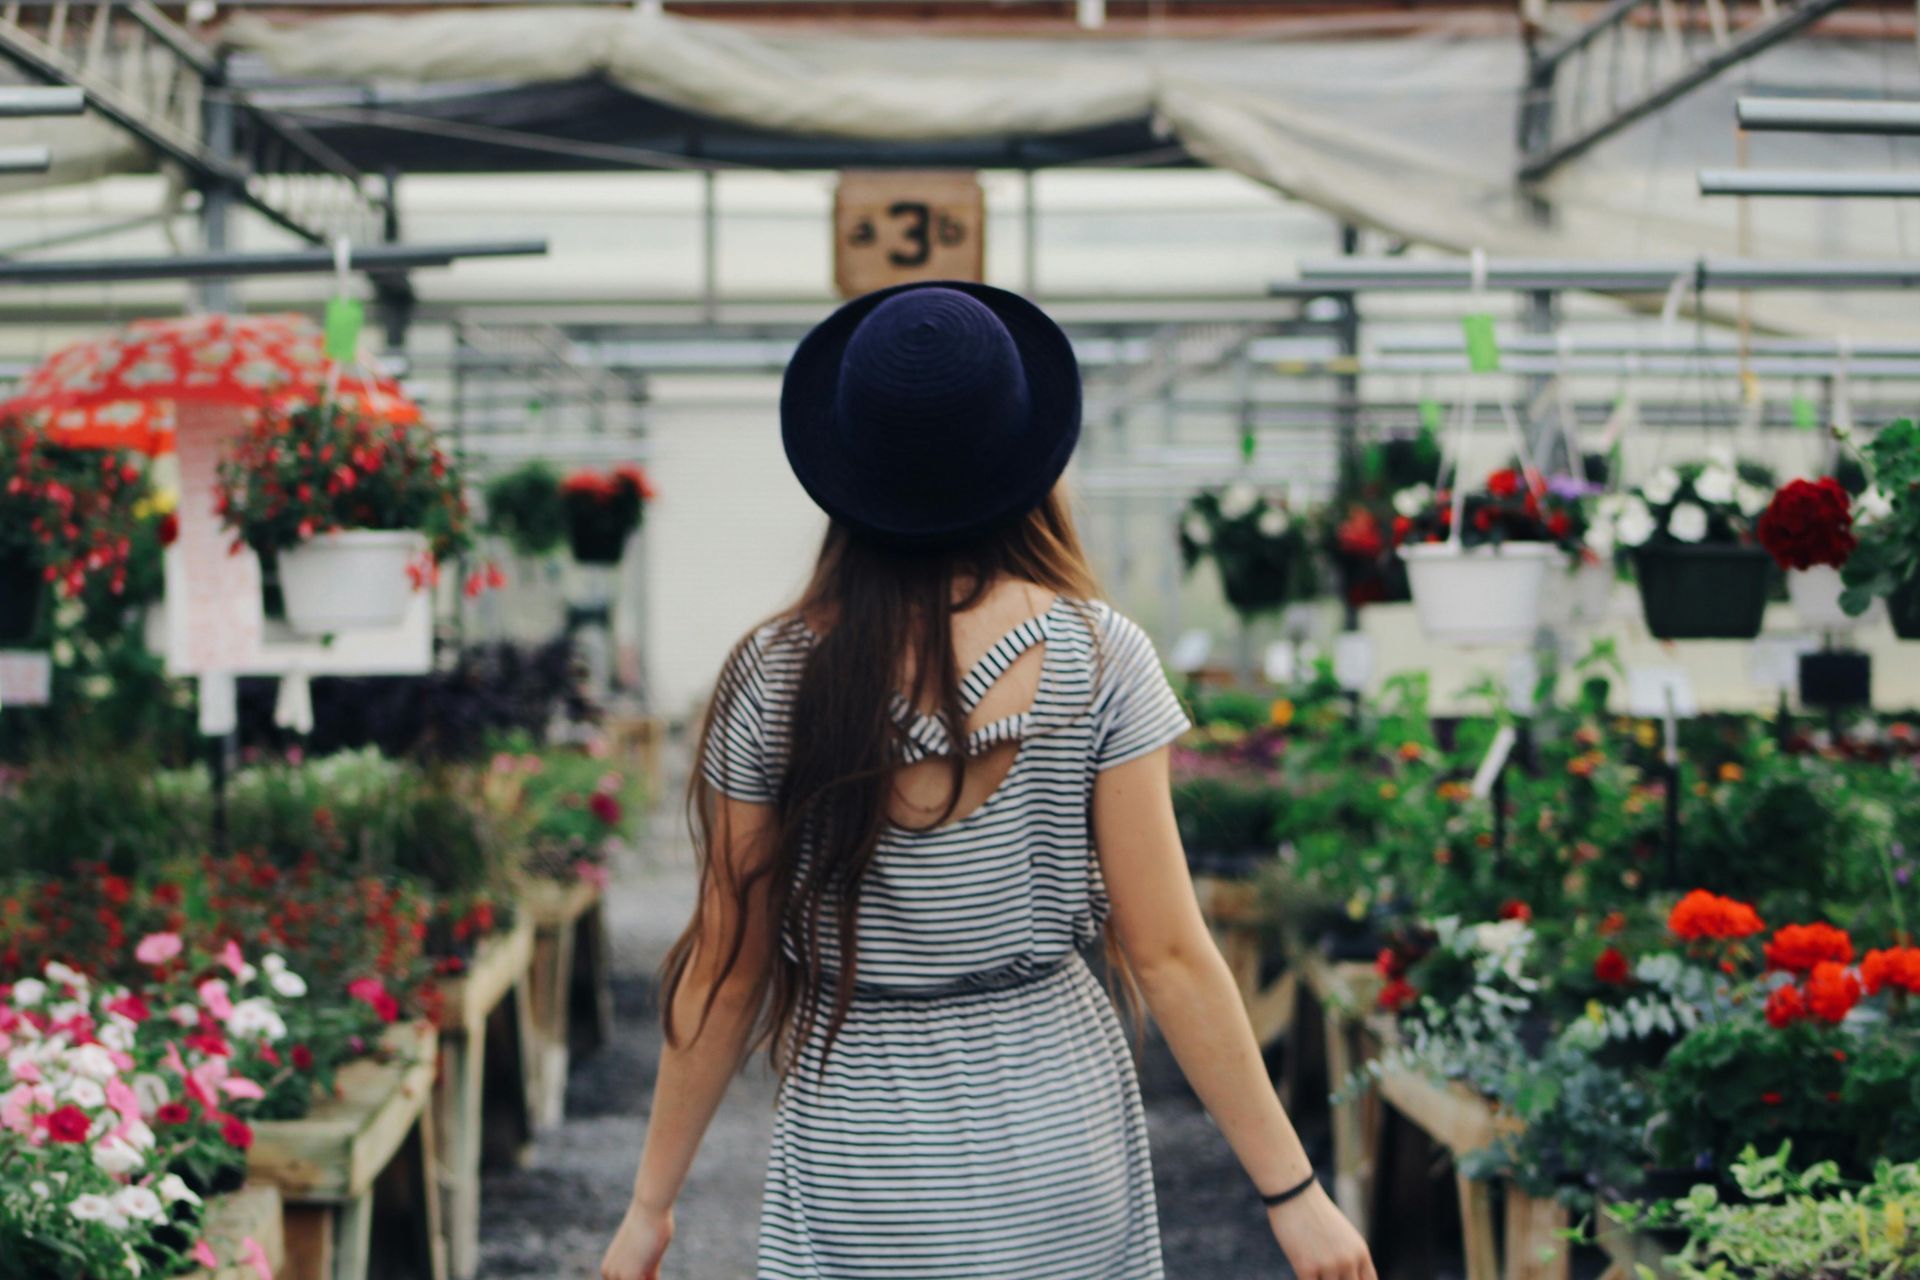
1093, 609, 1192, 770
699, 633, 778, 803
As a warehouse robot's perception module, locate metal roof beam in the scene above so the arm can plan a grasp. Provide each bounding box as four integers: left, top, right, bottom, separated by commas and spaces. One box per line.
1286, 257, 1920, 293
0, 85, 83, 117
0, 239, 547, 286
1699, 168, 1920, 196
1736, 96, 1920, 134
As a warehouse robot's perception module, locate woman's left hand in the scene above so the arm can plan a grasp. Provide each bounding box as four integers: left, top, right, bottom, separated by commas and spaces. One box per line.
600, 1201, 674, 1280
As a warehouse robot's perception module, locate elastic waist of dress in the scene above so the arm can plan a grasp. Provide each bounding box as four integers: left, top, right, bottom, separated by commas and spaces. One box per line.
845, 951, 1077, 1002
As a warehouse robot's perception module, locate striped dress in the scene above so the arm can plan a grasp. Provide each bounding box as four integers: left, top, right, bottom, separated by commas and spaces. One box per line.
702, 596, 1192, 1280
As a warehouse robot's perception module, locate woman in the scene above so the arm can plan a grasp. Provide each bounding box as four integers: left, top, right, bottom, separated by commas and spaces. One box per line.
600, 282, 1375, 1280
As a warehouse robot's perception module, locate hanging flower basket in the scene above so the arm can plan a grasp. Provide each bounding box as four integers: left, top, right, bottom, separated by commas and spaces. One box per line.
1179, 483, 1315, 619
563, 466, 654, 566
0, 546, 43, 645
1889, 576, 1920, 641
278, 529, 429, 635
1401, 541, 1558, 646
1632, 545, 1773, 640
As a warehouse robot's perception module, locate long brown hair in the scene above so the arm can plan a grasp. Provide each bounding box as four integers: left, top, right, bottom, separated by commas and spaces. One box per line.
661, 485, 1133, 1073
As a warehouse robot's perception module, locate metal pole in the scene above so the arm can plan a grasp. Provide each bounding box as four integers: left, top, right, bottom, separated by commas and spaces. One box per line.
0, 240, 549, 286
1289, 257, 1920, 292
1737, 96, 1920, 134
198, 61, 236, 851
702, 169, 719, 324
1024, 168, 1039, 298
1701, 169, 1920, 196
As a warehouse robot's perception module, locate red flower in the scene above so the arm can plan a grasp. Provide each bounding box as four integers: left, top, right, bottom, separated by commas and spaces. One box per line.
1861, 946, 1920, 996
1377, 978, 1418, 1013
1668, 890, 1766, 942
1757, 478, 1856, 571
155, 1101, 192, 1126
1499, 900, 1532, 923
1390, 514, 1413, 545
1598, 911, 1628, 937
588, 791, 622, 826
1761, 1091, 1784, 1107
1335, 507, 1385, 560
291, 1044, 314, 1071
220, 1115, 254, 1150
1765, 922, 1854, 975
184, 1030, 231, 1059
43, 1105, 91, 1143
104, 993, 150, 1024
1594, 947, 1631, 986
1804, 961, 1862, 1024
1487, 469, 1522, 498
1765, 983, 1807, 1028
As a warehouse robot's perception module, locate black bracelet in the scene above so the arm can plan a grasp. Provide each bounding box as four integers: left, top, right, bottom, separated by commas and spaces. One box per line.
1259, 1172, 1318, 1208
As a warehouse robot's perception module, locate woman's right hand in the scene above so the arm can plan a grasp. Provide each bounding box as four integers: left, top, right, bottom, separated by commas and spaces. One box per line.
1267, 1181, 1377, 1280
600, 1201, 674, 1280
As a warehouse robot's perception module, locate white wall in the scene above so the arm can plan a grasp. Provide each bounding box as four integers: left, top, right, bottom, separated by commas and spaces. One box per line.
640, 375, 824, 715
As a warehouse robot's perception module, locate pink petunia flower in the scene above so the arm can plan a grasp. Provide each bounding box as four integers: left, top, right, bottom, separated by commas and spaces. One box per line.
134, 933, 182, 966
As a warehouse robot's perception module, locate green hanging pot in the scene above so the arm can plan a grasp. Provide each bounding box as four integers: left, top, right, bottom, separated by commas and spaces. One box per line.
0, 546, 44, 646
1632, 544, 1773, 640
1888, 575, 1920, 641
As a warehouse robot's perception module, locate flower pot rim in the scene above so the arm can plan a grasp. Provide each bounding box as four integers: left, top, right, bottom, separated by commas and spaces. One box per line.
286, 528, 429, 551
1398, 539, 1563, 563
1631, 541, 1770, 560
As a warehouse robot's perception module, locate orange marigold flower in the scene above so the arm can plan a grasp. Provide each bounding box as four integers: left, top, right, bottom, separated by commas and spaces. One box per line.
1668, 890, 1766, 942
1804, 961, 1862, 1024
1764, 922, 1855, 975
1718, 762, 1744, 783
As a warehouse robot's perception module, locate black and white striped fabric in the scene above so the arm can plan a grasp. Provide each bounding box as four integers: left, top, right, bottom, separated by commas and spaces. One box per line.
702, 597, 1190, 1280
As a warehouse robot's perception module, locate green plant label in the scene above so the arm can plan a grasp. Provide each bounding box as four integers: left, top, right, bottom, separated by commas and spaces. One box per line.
1419, 398, 1445, 434
323, 297, 365, 363
1790, 395, 1818, 432
1462, 313, 1500, 373
1240, 425, 1257, 462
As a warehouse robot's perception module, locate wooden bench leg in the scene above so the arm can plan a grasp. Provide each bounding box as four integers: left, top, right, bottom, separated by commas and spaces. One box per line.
282, 1206, 335, 1280
482, 975, 538, 1171
331, 1193, 373, 1280
1325, 1011, 1373, 1239
1503, 1184, 1570, 1280
435, 1031, 483, 1280
570, 902, 614, 1058
1456, 1171, 1499, 1280
529, 918, 579, 1130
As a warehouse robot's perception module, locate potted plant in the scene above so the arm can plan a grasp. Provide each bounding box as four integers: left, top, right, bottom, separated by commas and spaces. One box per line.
1757, 477, 1862, 633
214, 404, 471, 636
1178, 483, 1315, 617
1392, 467, 1580, 645
1840, 419, 1920, 639
561, 465, 654, 565
1324, 428, 1442, 609
1600, 456, 1775, 640
483, 460, 568, 558
0, 419, 148, 645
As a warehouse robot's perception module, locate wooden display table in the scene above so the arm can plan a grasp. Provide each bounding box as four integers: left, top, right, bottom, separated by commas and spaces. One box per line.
1594, 1210, 1677, 1280
251, 1021, 444, 1280
430, 918, 537, 1280
522, 877, 614, 1130
180, 1184, 286, 1280
1295, 949, 1385, 1238
1192, 874, 1297, 1050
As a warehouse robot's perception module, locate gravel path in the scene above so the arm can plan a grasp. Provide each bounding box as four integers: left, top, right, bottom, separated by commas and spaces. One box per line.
477, 805, 1311, 1279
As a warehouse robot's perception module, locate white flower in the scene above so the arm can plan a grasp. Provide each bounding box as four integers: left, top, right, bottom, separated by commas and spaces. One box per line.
92, 1136, 143, 1176
1392, 484, 1433, 518
1669, 501, 1710, 544
1694, 466, 1736, 505
113, 1186, 164, 1223
261, 954, 288, 977
226, 998, 286, 1043
122, 1245, 144, 1277
1735, 482, 1771, 518
69, 1194, 113, 1223
1218, 482, 1259, 520
30, 1181, 49, 1200
1858, 487, 1893, 523
44, 962, 85, 990
269, 969, 307, 1000
12, 979, 47, 1007
98, 1022, 134, 1054
50, 639, 75, 668
1256, 507, 1291, 537
1614, 497, 1657, 548
1641, 467, 1681, 505
48, 1001, 88, 1026
120, 1121, 154, 1152
1584, 519, 1615, 556
129, 1074, 170, 1116
1181, 514, 1212, 547
64, 1078, 106, 1111
156, 1174, 201, 1207
69, 1044, 118, 1082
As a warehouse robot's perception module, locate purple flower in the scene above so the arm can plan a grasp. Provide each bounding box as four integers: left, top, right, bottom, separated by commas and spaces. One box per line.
1547, 474, 1604, 500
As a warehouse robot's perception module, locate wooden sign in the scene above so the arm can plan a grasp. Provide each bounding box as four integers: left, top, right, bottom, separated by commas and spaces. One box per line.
834, 170, 985, 298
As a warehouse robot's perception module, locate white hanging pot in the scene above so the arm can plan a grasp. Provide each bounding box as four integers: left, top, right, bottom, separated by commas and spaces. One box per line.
1787, 564, 1879, 633
277, 530, 427, 636
1400, 541, 1560, 646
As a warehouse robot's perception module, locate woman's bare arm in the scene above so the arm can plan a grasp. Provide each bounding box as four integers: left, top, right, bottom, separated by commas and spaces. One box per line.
602, 796, 777, 1280
1093, 746, 1376, 1280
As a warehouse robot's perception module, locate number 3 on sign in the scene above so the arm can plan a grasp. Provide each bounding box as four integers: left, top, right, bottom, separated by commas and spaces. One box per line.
835, 171, 985, 298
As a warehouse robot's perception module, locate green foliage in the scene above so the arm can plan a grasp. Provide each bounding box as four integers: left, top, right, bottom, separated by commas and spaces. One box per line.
1190, 689, 1275, 731
1171, 769, 1282, 856
483, 461, 568, 557
1178, 485, 1318, 617
1841, 419, 1920, 615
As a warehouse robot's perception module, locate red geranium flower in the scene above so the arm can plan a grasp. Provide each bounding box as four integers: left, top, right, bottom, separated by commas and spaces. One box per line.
1804, 961, 1862, 1024
1757, 478, 1856, 571
1594, 947, 1631, 986
1765, 922, 1854, 974
1668, 890, 1766, 942
291, 1045, 314, 1071
1761, 1091, 1784, 1106
1487, 469, 1522, 498
588, 791, 622, 826
1335, 507, 1385, 560
1377, 978, 1418, 1013
1499, 900, 1532, 923
1765, 983, 1807, 1028
1862, 946, 1920, 996
43, 1105, 91, 1144
154, 1101, 192, 1126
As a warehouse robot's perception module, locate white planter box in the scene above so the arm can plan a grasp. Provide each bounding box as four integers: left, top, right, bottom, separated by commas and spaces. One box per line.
1400, 541, 1560, 646
278, 530, 428, 636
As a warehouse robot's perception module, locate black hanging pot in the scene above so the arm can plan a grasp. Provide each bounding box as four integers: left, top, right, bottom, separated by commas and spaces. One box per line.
567, 523, 627, 566
1889, 576, 1920, 641
0, 547, 44, 645
1632, 544, 1773, 640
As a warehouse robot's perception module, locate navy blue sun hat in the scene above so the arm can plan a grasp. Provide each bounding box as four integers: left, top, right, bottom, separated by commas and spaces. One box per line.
780, 280, 1082, 548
